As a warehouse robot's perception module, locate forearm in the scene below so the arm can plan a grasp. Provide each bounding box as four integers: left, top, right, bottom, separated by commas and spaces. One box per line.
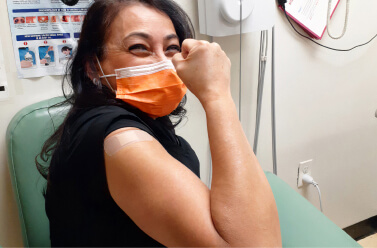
205, 95, 281, 247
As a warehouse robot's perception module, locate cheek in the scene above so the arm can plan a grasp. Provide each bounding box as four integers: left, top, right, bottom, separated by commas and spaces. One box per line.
101, 54, 160, 91
106, 54, 159, 70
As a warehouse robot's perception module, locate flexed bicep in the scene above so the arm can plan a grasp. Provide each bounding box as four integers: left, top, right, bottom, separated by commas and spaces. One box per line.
104, 128, 230, 247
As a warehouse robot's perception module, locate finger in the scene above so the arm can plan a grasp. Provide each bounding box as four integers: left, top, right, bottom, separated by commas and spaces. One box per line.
180, 39, 201, 59
172, 53, 184, 70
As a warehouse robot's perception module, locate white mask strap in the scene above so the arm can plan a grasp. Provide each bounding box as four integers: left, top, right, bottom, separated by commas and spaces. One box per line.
95, 56, 116, 93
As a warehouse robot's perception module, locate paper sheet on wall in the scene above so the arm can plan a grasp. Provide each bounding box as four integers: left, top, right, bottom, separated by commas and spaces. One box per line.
0, 37, 10, 101
7, 0, 93, 79
284, 0, 340, 40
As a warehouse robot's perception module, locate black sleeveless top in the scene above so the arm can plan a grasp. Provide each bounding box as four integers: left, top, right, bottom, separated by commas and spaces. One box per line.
45, 105, 200, 247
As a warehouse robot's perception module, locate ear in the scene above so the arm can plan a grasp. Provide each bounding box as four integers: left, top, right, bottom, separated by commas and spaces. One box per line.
85, 58, 99, 81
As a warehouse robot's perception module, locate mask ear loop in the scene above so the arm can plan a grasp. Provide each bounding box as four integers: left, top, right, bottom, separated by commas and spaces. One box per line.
95, 56, 116, 94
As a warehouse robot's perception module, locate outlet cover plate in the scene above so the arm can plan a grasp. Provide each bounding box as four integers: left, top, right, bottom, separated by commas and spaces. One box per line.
297, 159, 313, 188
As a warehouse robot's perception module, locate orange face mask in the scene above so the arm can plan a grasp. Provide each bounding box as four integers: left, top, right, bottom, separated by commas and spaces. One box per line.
97, 59, 187, 118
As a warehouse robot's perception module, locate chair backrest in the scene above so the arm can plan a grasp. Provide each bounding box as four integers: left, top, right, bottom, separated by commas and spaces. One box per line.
6, 97, 68, 247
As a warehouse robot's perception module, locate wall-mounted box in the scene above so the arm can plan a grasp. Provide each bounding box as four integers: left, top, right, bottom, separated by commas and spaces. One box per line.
198, 0, 276, 37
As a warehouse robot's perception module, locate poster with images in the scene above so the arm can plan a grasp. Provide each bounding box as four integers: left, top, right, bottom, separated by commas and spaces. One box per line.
7, 0, 93, 78
0, 37, 9, 101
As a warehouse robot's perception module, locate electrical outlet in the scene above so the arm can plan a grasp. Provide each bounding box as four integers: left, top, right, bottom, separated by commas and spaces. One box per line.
297, 159, 313, 188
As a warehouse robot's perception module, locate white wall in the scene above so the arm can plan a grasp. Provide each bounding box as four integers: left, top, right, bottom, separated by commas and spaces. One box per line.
1, 0, 376, 246
260, 0, 377, 229
232, 0, 377, 229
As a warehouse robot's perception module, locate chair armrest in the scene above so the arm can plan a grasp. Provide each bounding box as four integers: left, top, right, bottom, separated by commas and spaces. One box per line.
265, 171, 360, 247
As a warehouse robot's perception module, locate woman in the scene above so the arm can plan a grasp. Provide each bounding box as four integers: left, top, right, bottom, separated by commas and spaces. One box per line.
61, 46, 72, 57
37, 0, 282, 247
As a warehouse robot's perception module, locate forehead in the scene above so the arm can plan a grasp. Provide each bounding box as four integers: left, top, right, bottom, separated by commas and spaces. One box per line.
111, 4, 176, 37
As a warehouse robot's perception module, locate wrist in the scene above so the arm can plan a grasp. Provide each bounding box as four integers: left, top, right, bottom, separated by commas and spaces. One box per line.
201, 94, 235, 113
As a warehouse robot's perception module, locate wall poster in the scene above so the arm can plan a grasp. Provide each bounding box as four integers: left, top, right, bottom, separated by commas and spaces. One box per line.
7, 0, 93, 78
0, 37, 9, 101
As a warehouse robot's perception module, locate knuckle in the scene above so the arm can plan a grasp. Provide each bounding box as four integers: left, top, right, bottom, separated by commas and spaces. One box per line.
198, 40, 210, 48
182, 38, 195, 49
183, 38, 193, 44
197, 44, 210, 53
181, 39, 189, 47
212, 42, 221, 49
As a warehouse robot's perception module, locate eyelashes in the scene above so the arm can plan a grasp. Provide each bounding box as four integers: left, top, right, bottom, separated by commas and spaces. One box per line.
128, 44, 181, 55
128, 44, 147, 51
166, 45, 181, 52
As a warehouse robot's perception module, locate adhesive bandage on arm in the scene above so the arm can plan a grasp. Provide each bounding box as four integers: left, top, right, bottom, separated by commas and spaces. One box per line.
104, 128, 154, 156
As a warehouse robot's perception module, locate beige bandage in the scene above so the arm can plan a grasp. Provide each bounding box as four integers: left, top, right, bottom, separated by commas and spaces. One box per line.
104, 128, 154, 156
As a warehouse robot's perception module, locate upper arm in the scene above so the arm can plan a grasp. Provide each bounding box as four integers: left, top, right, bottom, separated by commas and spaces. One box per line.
104, 128, 229, 247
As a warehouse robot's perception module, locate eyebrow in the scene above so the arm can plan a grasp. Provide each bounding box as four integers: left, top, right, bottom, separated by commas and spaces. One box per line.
124, 32, 179, 41
165, 34, 179, 41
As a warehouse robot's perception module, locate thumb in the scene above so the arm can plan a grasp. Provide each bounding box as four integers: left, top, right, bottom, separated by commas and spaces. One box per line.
172, 52, 184, 70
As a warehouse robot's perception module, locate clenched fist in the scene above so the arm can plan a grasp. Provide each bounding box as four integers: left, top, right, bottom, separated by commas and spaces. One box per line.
172, 39, 231, 107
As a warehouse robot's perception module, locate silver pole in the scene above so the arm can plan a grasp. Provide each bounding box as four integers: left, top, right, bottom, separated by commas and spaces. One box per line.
208, 36, 214, 188
253, 30, 268, 155
239, 0, 243, 121
271, 26, 277, 175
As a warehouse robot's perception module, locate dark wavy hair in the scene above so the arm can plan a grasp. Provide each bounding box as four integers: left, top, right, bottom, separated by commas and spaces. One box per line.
36, 0, 195, 179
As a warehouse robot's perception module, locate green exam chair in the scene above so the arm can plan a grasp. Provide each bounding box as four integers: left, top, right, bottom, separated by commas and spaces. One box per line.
6, 97, 361, 247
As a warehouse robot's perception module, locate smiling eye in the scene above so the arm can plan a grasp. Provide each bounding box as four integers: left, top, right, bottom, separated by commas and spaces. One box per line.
128, 44, 153, 57
165, 45, 180, 56
129, 44, 148, 51
167, 45, 180, 52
